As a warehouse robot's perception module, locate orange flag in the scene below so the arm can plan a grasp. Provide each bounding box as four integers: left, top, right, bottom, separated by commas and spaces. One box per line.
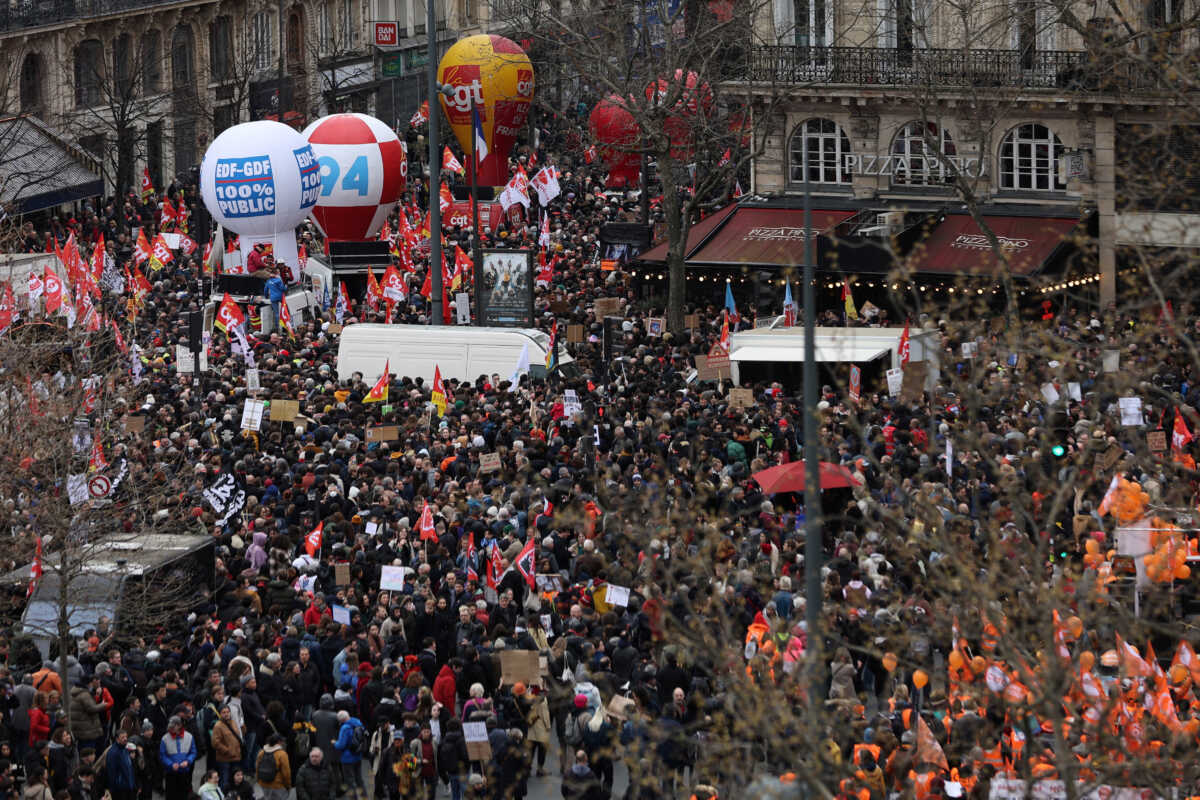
915, 715, 948, 772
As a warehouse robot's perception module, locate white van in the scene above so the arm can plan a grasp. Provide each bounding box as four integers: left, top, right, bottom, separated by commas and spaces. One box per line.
336, 323, 576, 384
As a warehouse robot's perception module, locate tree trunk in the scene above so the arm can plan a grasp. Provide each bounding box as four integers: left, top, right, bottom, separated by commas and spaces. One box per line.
661, 151, 687, 335
57, 550, 71, 724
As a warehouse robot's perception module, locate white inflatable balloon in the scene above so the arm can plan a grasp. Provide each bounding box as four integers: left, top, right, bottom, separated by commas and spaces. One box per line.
200, 121, 321, 238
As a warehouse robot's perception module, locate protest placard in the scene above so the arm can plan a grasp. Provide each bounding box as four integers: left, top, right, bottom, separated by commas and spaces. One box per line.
334, 564, 350, 585
605, 584, 631, 607
365, 425, 400, 443
241, 399, 265, 431
479, 452, 502, 473
463, 722, 491, 760
270, 399, 300, 421
500, 650, 541, 688
380, 565, 407, 591
728, 388, 754, 409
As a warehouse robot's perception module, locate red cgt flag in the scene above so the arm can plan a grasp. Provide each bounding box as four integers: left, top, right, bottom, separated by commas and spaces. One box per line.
418, 500, 438, 541
305, 521, 323, 557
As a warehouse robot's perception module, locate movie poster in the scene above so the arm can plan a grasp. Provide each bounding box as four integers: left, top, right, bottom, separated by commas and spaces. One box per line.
480, 249, 534, 327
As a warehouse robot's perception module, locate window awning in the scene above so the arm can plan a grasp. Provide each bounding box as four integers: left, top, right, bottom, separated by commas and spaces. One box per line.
638, 202, 737, 264
908, 214, 1082, 276
0, 115, 103, 215
687, 207, 856, 267
730, 342, 890, 363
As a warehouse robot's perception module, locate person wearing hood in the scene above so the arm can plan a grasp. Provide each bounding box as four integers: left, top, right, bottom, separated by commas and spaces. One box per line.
333, 711, 367, 800
69, 675, 111, 754
560, 749, 604, 800
432, 659, 460, 713
311, 694, 340, 782
247, 532, 269, 572
255, 734, 291, 800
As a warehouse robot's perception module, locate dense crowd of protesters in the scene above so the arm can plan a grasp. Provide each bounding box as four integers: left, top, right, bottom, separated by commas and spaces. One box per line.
0, 116, 1198, 800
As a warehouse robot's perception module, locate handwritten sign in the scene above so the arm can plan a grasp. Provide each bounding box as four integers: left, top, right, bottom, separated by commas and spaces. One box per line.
122, 415, 145, 433
330, 604, 351, 625
463, 721, 491, 760
326, 324, 343, 335
684, 313, 699, 331
380, 565, 407, 591
886, 368, 903, 396
605, 584, 630, 607
500, 650, 541, 688
728, 388, 754, 409
241, 399, 266, 431
695, 354, 731, 382
567, 324, 585, 343
593, 297, 622, 317
334, 563, 350, 585
479, 452, 502, 473
1119, 397, 1143, 427
270, 399, 300, 421
1147, 431, 1167, 453
365, 425, 400, 443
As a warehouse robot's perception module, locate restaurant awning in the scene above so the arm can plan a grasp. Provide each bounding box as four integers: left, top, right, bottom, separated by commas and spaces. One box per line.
638, 202, 737, 264
687, 207, 856, 267
0, 115, 103, 215
907, 214, 1082, 276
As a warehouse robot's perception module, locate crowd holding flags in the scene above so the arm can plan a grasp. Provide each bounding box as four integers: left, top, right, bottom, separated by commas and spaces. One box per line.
431, 365, 447, 417
364, 361, 390, 403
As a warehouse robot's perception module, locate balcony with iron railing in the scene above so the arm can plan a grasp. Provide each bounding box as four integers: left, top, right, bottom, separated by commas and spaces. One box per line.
0, 0, 210, 32
740, 45, 1181, 93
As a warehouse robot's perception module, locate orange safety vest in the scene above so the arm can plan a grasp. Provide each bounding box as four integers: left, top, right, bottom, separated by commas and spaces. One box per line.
909, 770, 938, 800
853, 743, 881, 766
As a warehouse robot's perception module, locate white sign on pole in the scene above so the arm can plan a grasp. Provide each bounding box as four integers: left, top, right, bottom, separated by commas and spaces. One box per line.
1067, 382, 1082, 402
380, 565, 408, 591
455, 292, 471, 325
245, 368, 261, 391
330, 604, 351, 625
176, 344, 194, 374
67, 474, 89, 505
563, 389, 582, 417
605, 584, 630, 607
241, 399, 266, 431
1040, 383, 1060, 405
886, 368, 903, 396
1119, 397, 1143, 427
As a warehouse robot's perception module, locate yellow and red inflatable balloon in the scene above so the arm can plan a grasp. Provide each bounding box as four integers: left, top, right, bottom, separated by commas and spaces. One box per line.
437, 35, 533, 186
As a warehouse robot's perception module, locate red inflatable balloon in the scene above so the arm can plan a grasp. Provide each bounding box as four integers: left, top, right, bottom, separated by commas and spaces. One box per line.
646, 70, 713, 159
588, 96, 641, 190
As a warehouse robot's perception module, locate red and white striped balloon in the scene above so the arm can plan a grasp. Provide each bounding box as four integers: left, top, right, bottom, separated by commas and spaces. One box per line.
301, 113, 407, 241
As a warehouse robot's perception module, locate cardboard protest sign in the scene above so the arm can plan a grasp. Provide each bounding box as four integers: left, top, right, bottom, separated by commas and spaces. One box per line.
479, 452, 502, 473
463, 722, 491, 760
728, 388, 754, 409
1147, 431, 1167, 453
694, 354, 731, 382
567, 324, 585, 343
122, 415, 146, 433
380, 565, 407, 591
365, 425, 400, 443
334, 563, 350, 585
593, 297, 622, 317
270, 399, 300, 421
500, 650, 541, 688
604, 584, 631, 607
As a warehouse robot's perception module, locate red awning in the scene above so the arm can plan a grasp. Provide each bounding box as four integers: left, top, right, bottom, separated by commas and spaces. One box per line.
638, 203, 738, 264
909, 215, 1082, 276
686, 207, 856, 266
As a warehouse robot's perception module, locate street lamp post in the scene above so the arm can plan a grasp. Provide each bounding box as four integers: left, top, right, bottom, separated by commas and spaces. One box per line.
426, 2, 443, 325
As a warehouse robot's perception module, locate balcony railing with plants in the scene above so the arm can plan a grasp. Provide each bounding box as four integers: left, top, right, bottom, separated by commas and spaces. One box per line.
0, 0, 201, 32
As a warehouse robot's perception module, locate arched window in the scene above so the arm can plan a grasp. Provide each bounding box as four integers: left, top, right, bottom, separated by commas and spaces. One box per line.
171, 25, 194, 89
287, 9, 306, 71
74, 39, 104, 107
19, 52, 43, 112
141, 29, 162, 93
789, 118, 851, 185
999, 123, 1065, 191
891, 121, 956, 186
113, 33, 132, 97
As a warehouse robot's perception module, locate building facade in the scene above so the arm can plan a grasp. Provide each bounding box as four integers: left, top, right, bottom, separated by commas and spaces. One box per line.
736, 0, 1199, 306
1, 0, 462, 200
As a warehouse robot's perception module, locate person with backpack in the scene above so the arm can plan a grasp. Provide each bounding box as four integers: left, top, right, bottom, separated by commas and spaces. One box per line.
437, 719, 469, 800
255, 734, 290, 800
333, 710, 368, 800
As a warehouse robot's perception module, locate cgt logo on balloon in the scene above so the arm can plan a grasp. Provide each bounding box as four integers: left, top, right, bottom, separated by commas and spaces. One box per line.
441, 64, 483, 122
214, 156, 276, 218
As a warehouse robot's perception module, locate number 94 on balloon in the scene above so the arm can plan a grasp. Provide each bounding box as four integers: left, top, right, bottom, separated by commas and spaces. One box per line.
316, 153, 380, 202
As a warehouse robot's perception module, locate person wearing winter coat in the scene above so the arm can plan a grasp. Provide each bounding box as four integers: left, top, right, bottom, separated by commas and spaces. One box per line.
255, 734, 291, 800
104, 731, 138, 800
294, 749, 336, 800
158, 716, 197, 800
437, 719, 470, 800
47, 729, 78, 793
432, 661, 460, 713
561, 750, 604, 800
408, 724, 438, 800
28, 691, 51, 749
209, 706, 243, 789
524, 690, 552, 776
69, 677, 111, 753
196, 770, 223, 800
333, 711, 366, 799
495, 729, 530, 800
829, 647, 858, 701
